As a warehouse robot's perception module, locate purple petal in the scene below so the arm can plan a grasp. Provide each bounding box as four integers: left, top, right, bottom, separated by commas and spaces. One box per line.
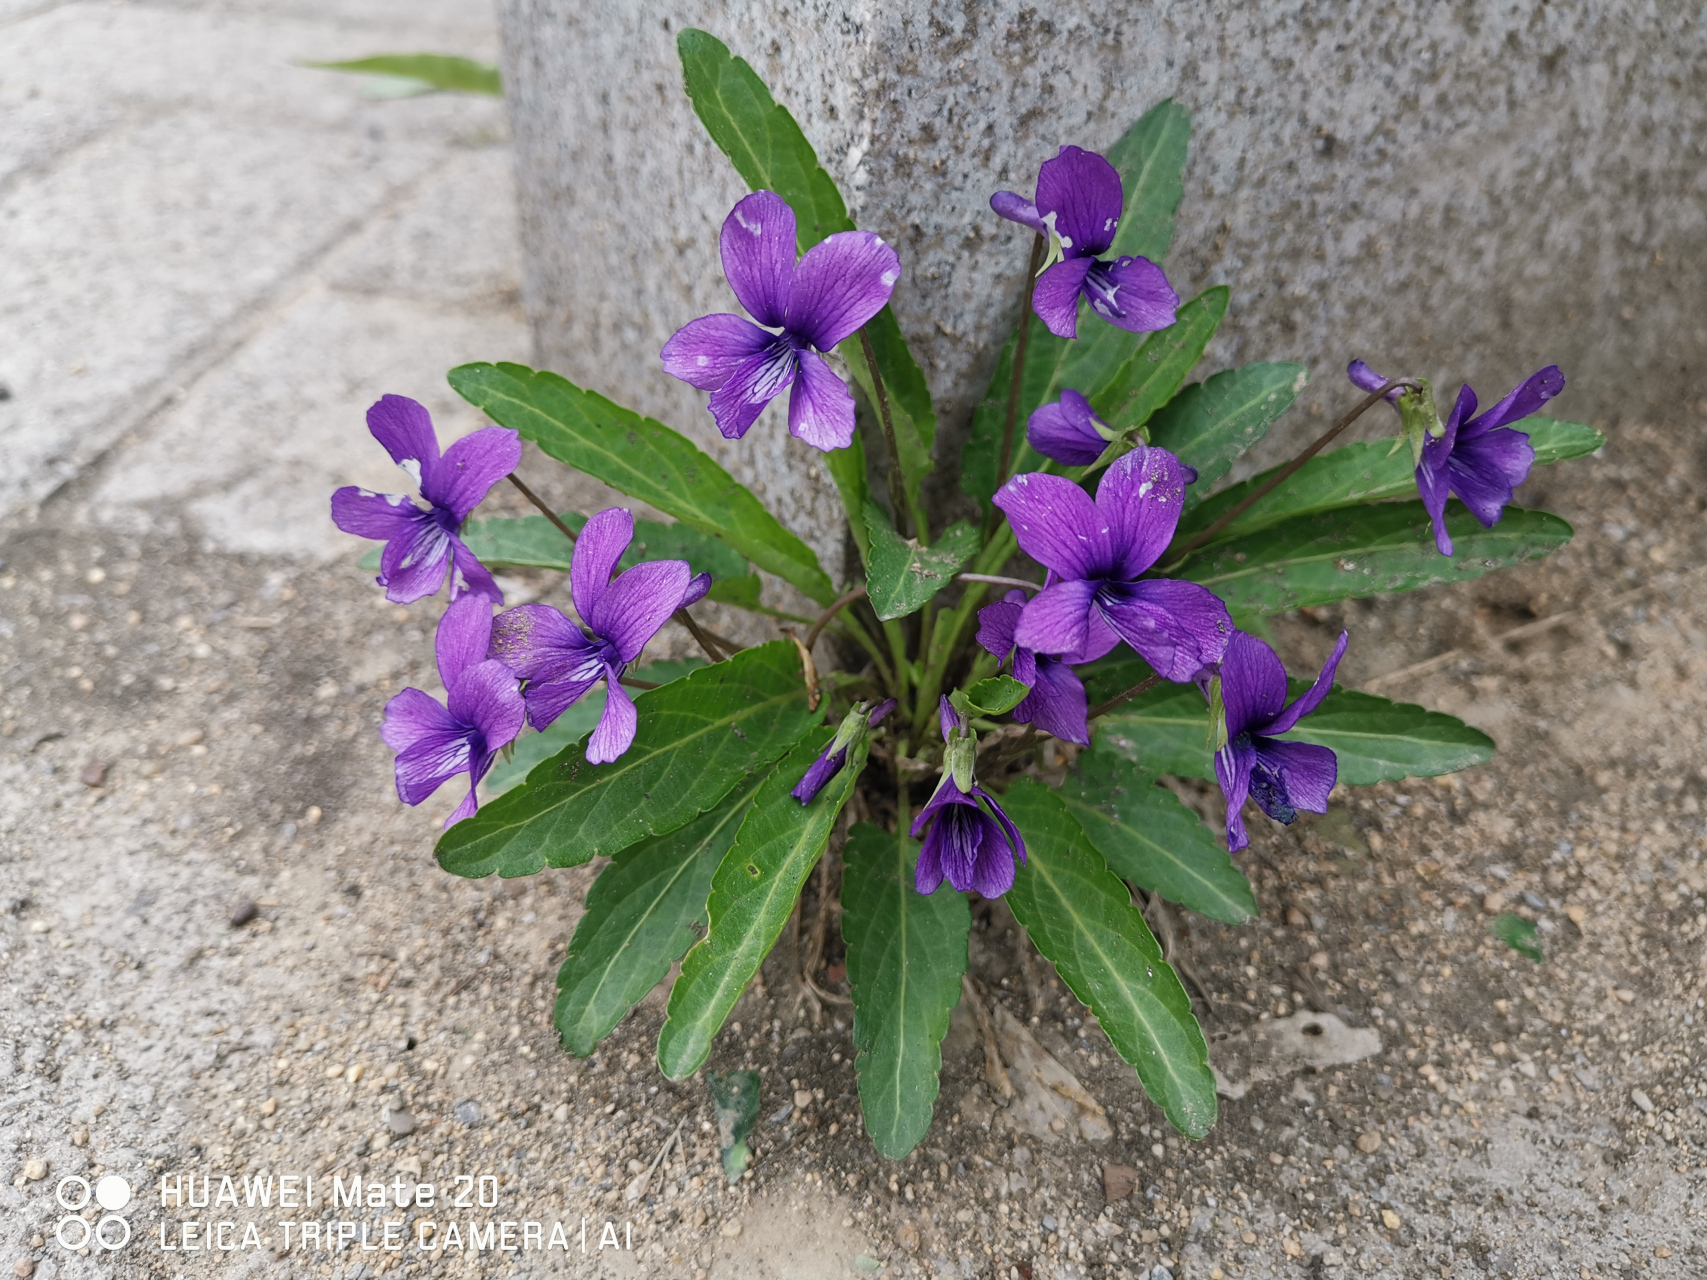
1034, 145, 1122, 257
586, 668, 639, 765
1097, 579, 1233, 683
422, 427, 522, 522
938, 694, 965, 744
1214, 737, 1257, 852
1030, 256, 1093, 339
448, 536, 503, 604
791, 745, 847, 805
330, 487, 422, 541
444, 787, 481, 828
1081, 257, 1178, 334
445, 658, 526, 753
570, 508, 633, 623
1265, 631, 1349, 736
911, 772, 971, 838
1436, 383, 1478, 456
489, 603, 599, 682
968, 831, 1017, 898
661, 314, 777, 391
1217, 630, 1289, 739
1254, 737, 1337, 815
366, 394, 441, 484
786, 230, 901, 351
975, 787, 1028, 869
434, 592, 496, 687
681, 572, 713, 607
1459, 366, 1565, 438
590, 559, 691, 662
786, 349, 857, 451
868, 697, 898, 727
992, 470, 1111, 580
1347, 359, 1401, 403
913, 830, 946, 895
931, 805, 988, 894
521, 666, 605, 732
706, 345, 796, 440
1026, 391, 1108, 467
1012, 657, 1089, 746
1448, 429, 1535, 527
382, 687, 470, 805
1414, 456, 1454, 556
1011, 645, 1038, 686
720, 191, 796, 328
975, 596, 1024, 660
377, 517, 453, 604
990, 190, 1048, 236
1095, 443, 1192, 579
1014, 578, 1099, 657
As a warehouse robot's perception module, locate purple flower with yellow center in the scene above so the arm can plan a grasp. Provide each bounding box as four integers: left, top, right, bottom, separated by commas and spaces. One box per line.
381, 594, 526, 828
976, 589, 1090, 746
488, 509, 710, 766
1349, 359, 1564, 557
1212, 629, 1348, 852
912, 699, 1027, 899
994, 444, 1232, 683
791, 698, 897, 805
331, 394, 520, 604
991, 145, 1179, 341
661, 190, 901, 451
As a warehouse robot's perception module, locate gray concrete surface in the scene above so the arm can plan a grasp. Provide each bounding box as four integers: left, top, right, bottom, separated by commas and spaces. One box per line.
500, 0, 1707, 513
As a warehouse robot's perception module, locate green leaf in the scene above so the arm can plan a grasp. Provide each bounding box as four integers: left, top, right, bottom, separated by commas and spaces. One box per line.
1175, 415, 1606, 548
305, 54, 501, 96
965, 675, 1029, 717
459, 511, 750, 579
675, 29, 935, 507
436, 642, 818, 879
448, 362, 835, 605
1149, 362, 1307, 498
863, 506, 979, 621
825, 426, 874, 566
1169, 503, 1574, 619
1279, 689, 1495, 785
486, 661, 705, 795
1094, 287, 1229, 433
1095, 683, 1215, 779
658, 729, 868, 1079
841, 823, 970, 1160
705, 574, 763, 609
554, 779, 758, 1056
1059, 751, 1254, 923
1000, 781, 1217, 1138
1104, 98, 1192, 262
707, 1069, 762, 1181
1490, 913, 1543, 962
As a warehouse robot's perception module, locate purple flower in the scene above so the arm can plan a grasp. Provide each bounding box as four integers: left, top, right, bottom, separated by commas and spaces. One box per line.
331, 394, 521, 604
1026, 389, 1117, 467
488, 509, 710, 765
661, 191, 901, 452
791, 698, 897, 804
1213, 630, 1348, 852
1349, 360, 1564, 556
993, 445, 1233, 683
991, 145, 1179, 341
976, 590, 1090, 745
911, 699, 1027, 899
381, 594, 526, 828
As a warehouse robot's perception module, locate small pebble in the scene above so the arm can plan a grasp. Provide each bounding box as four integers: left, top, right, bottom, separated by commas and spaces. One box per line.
387, 1109, 416, 1136
324, 1065, 345, 1080
897, 1222, 920, 1252
229, 900, 258, 927
79, 760, 107, 788
453, 1100, 481, 1127
14, 1260, 36, 1279
1631, 1088, 1654, 1114
1356, 1132, 1383, 1154
552, 1103, 569, 1123
1381, 1209, 1402, 1230
719, 1218, 742, 1238
259, 1097, 277, 1117
21, 1159, 47, 1182
175, 729, 204, 748
71, 1130, 88, 1148
793, 1089, 812, 1109
304, 805, 323, 826
27, 921, 49, 935
345, 1064, 365, 1084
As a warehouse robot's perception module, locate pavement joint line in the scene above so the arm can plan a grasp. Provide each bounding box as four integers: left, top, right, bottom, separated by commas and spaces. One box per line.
0, 102, 170, 204
23, 151, 469, 520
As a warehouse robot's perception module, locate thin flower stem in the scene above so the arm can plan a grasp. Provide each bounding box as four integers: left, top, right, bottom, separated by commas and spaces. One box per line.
997, 234, 1046, 486
957, 573, 1041, 593
804, 586, 868, 651
857, 328, 917, 539
506, 473, 577, 542
673, 611, 733, 664
621, 675, 660, 690
1086, 675, 1163, 721
1162, 378, 1420, 565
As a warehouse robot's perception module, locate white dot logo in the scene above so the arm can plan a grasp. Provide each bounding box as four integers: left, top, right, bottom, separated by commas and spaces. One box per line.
95, 1175, 132, 1211
54, 1175, 132, 1252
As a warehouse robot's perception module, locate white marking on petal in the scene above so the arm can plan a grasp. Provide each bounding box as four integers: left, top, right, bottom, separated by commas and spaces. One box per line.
734, 208, 763, 237
399, 458, 422, 486
880, 268, 899, 288
1137, 480, 1152, 498
696, 355, 710, 367
1104, 216, 1117, 232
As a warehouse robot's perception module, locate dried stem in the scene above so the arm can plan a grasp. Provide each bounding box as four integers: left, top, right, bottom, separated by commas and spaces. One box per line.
997, 234, 1046, 486
507, 473, 578, 543
961, 975, 1014, 1101
804, 585, 868, 651
957, 573, 1041, 594
780, 626, 822, 711
1164, 378, 1420, 564
1086, 675, 1163, 721
857, 328, 912, 538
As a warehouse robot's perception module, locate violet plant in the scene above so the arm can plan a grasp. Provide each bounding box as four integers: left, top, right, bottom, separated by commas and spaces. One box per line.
334, 31, 1601, 1158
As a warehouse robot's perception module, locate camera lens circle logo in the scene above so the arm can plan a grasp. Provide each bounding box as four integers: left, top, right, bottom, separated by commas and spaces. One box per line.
54, 1175, 133, 1251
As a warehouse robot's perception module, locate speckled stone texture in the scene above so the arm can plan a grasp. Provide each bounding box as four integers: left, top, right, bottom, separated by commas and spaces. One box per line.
500, 0, 1706, 566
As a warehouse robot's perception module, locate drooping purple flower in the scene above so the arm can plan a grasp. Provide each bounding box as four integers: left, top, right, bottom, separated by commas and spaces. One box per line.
994, 445, 1232, 683
381, 593, 526, 827
487, 508, 710, 765
1349, 360, 1563, 556
991, 145, 1179, 341
1026, 389, 1117, 467
1213, 629, 1348, 852
976, 590, 1090, 745
331, 394, 520, 604
912, 699, 1027, 899
661, 191, 901, 452
792, 698, 897, 804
